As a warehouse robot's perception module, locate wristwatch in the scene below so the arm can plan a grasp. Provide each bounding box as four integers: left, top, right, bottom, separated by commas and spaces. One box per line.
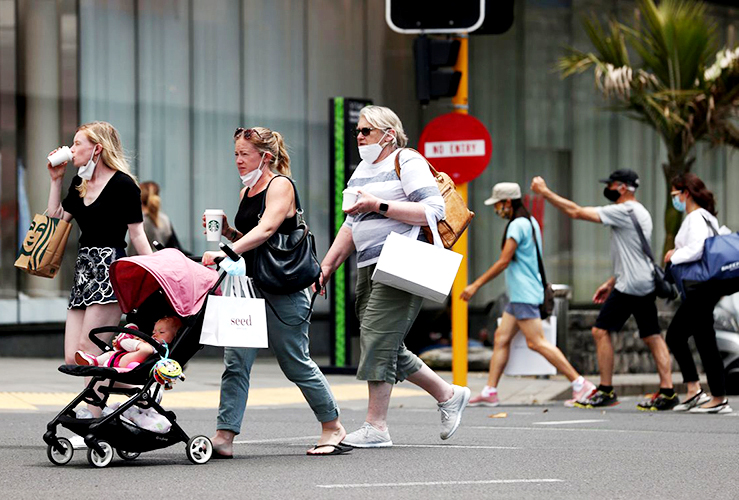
378, 201, 389, 216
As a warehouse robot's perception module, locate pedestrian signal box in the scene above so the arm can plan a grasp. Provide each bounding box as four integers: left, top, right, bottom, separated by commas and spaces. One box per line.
386, 0, 485, 34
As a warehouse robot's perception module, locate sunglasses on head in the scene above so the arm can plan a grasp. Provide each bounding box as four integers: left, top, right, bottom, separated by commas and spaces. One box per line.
234, 127, 263, 140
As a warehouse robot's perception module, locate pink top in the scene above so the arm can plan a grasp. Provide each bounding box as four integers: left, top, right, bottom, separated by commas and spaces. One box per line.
110, 249, 218, 317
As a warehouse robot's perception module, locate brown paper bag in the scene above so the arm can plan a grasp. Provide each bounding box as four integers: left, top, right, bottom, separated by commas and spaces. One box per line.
14, 214, 72, 278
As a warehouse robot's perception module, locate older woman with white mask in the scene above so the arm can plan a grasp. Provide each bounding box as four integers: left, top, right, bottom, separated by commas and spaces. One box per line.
319, 105, 471, 448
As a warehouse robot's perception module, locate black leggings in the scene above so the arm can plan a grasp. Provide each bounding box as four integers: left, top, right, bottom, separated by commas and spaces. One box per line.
665, 290, 726, 398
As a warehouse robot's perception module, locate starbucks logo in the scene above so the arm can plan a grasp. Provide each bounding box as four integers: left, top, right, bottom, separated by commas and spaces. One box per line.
208, 220, 220, 232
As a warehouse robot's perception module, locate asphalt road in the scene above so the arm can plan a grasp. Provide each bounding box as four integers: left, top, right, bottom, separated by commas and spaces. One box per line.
2, 397, 737, 499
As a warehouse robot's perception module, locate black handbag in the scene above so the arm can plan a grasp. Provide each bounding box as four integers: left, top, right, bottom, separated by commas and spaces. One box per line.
627, 208, 678, 300
529, 218, 555, 320
252, 176, 321, 296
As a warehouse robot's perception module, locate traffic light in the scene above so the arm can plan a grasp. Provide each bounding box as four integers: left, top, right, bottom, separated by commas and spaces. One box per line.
387, 0, 484, 33
413, 36, 462, 104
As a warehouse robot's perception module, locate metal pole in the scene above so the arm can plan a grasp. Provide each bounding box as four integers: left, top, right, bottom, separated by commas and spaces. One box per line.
450, 34, 469, 387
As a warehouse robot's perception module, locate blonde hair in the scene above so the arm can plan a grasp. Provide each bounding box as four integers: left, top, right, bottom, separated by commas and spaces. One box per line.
75, 121, 137, 197
358, 105, 409, 148
140, 181, 161, 227
234, 127, 291, 177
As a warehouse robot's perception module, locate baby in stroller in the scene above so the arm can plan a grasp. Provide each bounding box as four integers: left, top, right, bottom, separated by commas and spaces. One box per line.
74, 316, 182, 370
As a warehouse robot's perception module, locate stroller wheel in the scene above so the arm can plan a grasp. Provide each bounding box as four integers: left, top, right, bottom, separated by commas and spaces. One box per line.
47, 437, 73, 466
116, 449, 140, 461
186, 435, 213, 464
87, 441, 113, 468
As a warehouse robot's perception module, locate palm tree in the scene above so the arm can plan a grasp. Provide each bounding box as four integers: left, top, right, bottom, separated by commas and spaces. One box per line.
559, 0, 739, 254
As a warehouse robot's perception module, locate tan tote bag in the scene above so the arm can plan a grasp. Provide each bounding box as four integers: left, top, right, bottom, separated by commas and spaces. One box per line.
14, 213, 72, 278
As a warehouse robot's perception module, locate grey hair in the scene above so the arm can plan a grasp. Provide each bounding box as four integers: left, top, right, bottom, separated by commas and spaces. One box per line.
358, 105, 409, 148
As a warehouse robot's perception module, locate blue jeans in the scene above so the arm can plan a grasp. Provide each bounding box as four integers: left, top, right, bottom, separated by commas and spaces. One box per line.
216, 288, 339, 434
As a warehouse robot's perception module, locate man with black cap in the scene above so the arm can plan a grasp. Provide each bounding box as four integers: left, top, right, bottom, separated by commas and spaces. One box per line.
531, 170, 677, 411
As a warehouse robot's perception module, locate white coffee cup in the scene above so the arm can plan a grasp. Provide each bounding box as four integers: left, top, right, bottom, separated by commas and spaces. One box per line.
342, 187, 360, 211
204, 209, 225, 242
48, 146, 73, 167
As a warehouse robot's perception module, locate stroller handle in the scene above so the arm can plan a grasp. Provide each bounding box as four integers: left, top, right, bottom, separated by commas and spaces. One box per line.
219, 242, 240, 262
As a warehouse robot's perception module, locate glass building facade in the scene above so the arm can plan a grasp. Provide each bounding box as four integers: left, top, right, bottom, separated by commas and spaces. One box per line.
2, 0, 738, 327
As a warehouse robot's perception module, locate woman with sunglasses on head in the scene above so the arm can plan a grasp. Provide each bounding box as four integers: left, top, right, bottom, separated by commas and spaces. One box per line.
665, 173, 732, 413
319, 105, 470, 448
46, 121, 152, 430
201, 127, 347, 456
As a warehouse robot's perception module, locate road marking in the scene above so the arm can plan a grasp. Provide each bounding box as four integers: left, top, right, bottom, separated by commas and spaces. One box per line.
533, 419, 607, 425
317, 479, 564, 489
235, 436, 315, 445
0, 383, 424, 411
393, 444, 520, 450
469, 425, 659, 434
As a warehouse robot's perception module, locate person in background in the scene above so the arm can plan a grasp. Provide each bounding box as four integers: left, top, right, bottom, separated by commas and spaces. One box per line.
531, 171, 677, 411
461, 182, 595, 407
129, 181, 188, 255
666, 173, 732, 413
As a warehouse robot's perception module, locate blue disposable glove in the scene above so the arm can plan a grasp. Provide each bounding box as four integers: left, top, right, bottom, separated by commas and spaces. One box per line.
220, 256, 246, 276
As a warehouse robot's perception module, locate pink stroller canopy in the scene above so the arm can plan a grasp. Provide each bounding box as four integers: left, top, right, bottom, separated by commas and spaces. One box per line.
110, 249, 218, 317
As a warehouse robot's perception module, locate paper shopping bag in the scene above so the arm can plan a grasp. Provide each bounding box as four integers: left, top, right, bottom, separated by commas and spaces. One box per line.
14, 213, 72, 278
371, 231, 463, 303
200, 276, 268, 348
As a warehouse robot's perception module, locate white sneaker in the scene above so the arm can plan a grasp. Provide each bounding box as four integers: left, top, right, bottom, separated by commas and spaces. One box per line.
341, 422, 393, 448
69, 435, 87, 449
438, 385, 471, 440
673, 390, 711, 411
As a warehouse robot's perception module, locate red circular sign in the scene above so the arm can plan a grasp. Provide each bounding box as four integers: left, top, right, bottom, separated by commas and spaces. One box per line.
418, 113, 492, 184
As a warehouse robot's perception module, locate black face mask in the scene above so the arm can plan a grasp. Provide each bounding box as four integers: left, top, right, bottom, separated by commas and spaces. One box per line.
603, 187, 621, 202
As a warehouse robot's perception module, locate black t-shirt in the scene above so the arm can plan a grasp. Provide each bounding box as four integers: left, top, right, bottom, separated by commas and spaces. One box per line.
234, 183, 298, 272
62, 171, 144, 249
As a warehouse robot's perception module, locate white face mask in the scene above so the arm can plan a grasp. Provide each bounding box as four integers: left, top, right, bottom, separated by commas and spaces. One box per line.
358, 130, 391, 164
77, 147, 100, 181
240, 153, 267, 189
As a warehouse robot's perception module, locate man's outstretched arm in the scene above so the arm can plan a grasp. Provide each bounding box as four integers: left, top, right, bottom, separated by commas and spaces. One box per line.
531, 176, 601, 223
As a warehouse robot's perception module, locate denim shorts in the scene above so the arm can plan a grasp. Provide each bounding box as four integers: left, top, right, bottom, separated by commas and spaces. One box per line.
504, 302, 542, 320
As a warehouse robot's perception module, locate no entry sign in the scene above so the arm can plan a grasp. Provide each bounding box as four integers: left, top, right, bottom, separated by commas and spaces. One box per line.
418, 113, 492, 184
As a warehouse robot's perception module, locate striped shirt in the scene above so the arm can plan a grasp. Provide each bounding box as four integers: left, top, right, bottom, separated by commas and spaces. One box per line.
343, 148, 445, 268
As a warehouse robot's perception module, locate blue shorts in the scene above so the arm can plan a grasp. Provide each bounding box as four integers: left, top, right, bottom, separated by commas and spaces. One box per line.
504, 302, 542, 320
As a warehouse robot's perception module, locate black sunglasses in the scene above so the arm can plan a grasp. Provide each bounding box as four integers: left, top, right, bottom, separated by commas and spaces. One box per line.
355, 127, 387, 137
234, 127, 263, 140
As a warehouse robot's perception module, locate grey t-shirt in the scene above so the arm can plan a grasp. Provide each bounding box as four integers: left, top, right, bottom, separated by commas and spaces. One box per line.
596, 200, 655, 296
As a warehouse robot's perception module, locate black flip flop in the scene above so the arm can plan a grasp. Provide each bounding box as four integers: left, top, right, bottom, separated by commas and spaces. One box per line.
306, 443, 352, 456
211, 449, 233, 459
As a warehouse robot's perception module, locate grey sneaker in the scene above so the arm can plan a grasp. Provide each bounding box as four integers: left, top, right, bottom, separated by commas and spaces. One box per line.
438, 385, 471, 440
341, 422, 393, 448
673, 390, 711, 411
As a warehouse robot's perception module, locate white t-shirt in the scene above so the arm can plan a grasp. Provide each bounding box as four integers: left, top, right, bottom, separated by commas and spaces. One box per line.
343, 149, 444, 268
596, 200, 655, 296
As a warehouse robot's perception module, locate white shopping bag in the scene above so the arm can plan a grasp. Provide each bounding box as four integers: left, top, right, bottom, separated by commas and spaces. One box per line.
372, 231, 463, 302
201, 275, 268, 348
372, 208, 463, 303
502, 315, 557, 376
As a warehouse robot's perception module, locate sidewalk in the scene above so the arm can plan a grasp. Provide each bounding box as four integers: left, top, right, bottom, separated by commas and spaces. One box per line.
0, 357, 696, 412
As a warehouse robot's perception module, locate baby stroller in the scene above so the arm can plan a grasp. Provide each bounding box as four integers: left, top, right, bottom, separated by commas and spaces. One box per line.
43, 248, 228, 467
